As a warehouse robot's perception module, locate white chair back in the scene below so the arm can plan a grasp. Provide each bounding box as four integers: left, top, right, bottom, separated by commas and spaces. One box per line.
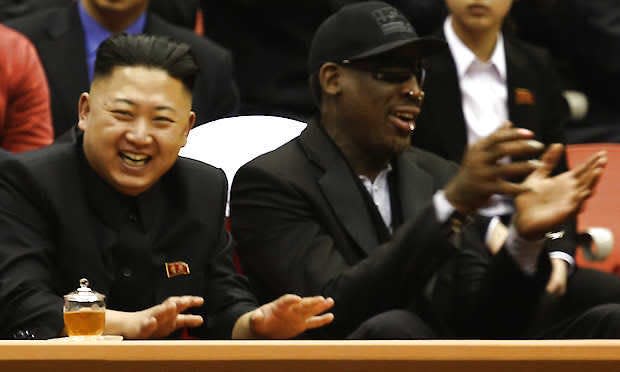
179, 115, 307, 215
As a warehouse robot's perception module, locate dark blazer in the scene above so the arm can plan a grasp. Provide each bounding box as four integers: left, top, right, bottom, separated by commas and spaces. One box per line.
413, 30, 576, 256
5, 4, 239, 137
231, 123, 548, 338
0, 141, 256, 339
413, 30, 569, 164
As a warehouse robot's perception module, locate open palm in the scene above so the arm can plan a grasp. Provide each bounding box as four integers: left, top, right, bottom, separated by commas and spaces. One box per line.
514, 144, 606, 240
251, 294, 334, 339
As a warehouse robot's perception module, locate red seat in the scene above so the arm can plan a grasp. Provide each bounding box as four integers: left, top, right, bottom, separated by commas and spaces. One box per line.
566, 143, 620, 274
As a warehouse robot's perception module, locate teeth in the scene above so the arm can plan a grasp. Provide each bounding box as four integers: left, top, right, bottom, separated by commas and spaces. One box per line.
121, 152, 148, 161
120, 152, 150, 165
395, 112, 414, 120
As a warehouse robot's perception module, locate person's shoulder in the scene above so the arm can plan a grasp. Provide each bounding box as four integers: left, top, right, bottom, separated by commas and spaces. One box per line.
3, 6, 64, 38
176, 156, 226, 177
174, 156, 228, 189
0, 23, 37, 63
146, 12, 231, 61
0, 143, 76, 198
0, 22, 29, 45
15, 142, 75, 171
238, 138, 304, 176
170, 157, 229, 215
505, 34, 553, 66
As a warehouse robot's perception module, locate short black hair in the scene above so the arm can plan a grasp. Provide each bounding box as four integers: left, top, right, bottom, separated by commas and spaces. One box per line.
94, 34, 199, 92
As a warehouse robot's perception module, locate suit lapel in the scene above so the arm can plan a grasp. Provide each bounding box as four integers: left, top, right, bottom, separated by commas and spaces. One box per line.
299, 124, 379, 255
423, 30, 468, 162
39, 5, 89, 134
505, 39, 536, 132
396, 151, 435, 221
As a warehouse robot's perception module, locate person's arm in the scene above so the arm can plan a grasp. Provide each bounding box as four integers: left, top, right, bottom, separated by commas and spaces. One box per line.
231, 161, 459, 338
0, 155, 62, 339
536, 46, 577, 295
3, 31, 53, 152
435, 144, 606, 337
232, 125, 546, 338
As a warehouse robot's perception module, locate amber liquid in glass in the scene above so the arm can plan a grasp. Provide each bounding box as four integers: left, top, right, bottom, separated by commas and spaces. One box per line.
64, 309, 105, 336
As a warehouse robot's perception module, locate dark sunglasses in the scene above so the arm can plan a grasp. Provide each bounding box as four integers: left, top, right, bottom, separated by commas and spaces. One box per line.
341, 58, 427, 86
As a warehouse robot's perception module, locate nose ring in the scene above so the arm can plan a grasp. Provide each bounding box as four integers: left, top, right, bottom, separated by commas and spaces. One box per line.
407, 90, 425, 102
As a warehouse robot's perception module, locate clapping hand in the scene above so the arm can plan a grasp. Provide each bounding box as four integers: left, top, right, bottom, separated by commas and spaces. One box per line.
444, 123, 545, 214
513, 144, 607, 240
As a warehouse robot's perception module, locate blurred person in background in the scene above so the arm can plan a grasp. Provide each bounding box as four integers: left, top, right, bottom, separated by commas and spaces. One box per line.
5, 0, 239, 138
0, 23, 53, 152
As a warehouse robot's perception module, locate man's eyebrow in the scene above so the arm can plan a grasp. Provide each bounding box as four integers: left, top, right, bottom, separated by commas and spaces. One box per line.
113, 98, 135, 106
111, 99, 177, 113
155, 105, 177, 113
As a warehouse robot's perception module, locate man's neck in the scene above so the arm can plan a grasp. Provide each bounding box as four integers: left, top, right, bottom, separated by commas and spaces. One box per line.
323, 120, 391, 182
81, 0, 148, 33
450, 18, 500, 62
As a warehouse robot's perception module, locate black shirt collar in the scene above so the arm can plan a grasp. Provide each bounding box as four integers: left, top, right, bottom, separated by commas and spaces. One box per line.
77, 138, 163, 231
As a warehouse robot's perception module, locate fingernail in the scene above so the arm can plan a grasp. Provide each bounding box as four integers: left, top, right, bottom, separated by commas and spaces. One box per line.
517, 128, 533, 136
528, 159, 544, 167
526, 140, 543, 149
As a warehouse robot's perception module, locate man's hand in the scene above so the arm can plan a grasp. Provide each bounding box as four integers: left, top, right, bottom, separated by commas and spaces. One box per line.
233, 294, 334, 339
105, 296, 204, 339
444, 123, 545, 214
546, 257, 569, 296
513, 144, 607, 240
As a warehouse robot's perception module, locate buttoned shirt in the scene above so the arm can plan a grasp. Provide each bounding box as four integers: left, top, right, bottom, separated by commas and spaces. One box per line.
359, 165, 393, 233
359, 164, 544, 274
78, 2, 146, 82
0, 138, 257, 339
444, 16, 514, 218
443, 17, 573, 269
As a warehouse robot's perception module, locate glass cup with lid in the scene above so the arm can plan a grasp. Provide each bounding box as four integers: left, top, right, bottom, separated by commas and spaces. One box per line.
63, 278, 106, 338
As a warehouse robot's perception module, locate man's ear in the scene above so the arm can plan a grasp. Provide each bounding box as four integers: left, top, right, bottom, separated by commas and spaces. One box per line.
319, 63, 343, 98
77, 92, 90, 131
181, 111, 196, 147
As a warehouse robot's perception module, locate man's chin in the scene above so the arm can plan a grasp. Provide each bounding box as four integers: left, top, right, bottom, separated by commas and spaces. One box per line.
110, 178, 153, 197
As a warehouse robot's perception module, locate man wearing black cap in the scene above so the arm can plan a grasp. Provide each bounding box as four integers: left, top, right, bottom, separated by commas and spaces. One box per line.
230, 2, 607, 339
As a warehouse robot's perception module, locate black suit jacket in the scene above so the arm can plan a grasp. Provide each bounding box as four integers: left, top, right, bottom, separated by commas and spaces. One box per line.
231, 123, 548, 338
5, 4, 239, 137
413, 30, 576, 256
0, 141, 256, 339
414, 30, 569, 163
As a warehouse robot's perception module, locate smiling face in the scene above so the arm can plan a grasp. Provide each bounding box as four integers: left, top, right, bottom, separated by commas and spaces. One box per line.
327, 51, 425, 160
78, 65, 195, 196
446, 0, 513, 34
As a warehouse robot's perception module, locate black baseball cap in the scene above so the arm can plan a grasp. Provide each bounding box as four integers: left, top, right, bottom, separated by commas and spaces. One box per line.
308, 1, 447, 73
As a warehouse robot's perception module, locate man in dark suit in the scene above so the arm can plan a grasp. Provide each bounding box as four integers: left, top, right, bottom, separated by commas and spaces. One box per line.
230, 2, 611, 339
0, 34, 334, 340
412, 0, 620, 337
5, 0, 239, 138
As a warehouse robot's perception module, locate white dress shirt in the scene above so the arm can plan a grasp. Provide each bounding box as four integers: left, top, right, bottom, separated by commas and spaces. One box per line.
359, 166, 545, 274
444, 16, 514, 218
443, 17, 573, 269
359, 165, 393, 232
